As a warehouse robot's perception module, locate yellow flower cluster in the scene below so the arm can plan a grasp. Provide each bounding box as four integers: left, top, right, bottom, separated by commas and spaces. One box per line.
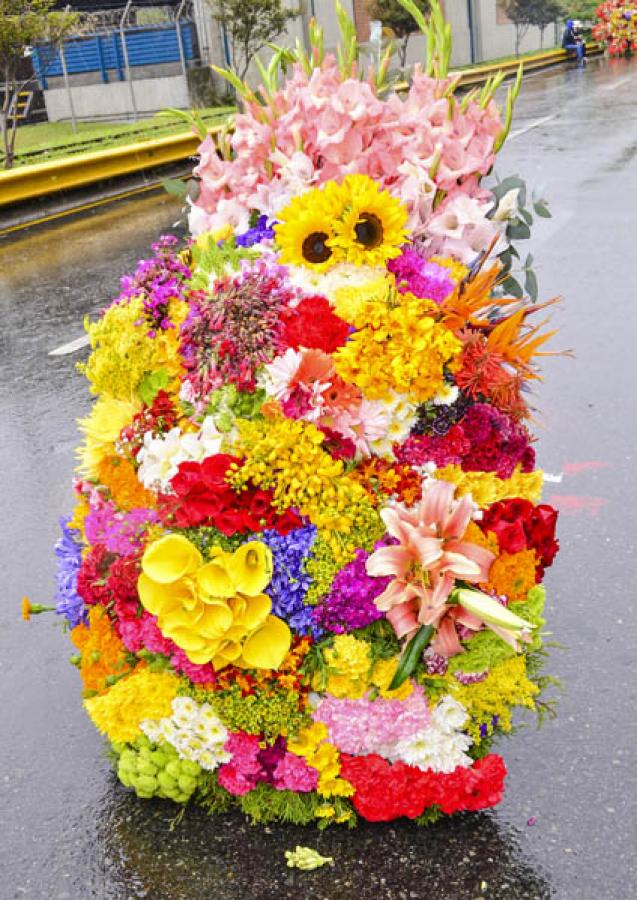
138, 534, 291, 669
77, 395, 139, 479
84, 668, 179, 743
287, 722, 354, 799
450, 656, 539, 742
333, 290, 462, 403
435, 465, 544, 505
429, 255, 470, 284
80, 296, 186, 400
230, 417, 378, 544
320, 635, 413, 701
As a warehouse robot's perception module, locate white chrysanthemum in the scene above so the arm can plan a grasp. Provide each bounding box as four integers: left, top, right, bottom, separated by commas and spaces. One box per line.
432, 384, 459, 406
140, 698, 229, 772
431, 696, 469, 731
390, 697, 473, 774
368, 392, 418, 457
136, 416, 224, 491
286, 261, 380, 301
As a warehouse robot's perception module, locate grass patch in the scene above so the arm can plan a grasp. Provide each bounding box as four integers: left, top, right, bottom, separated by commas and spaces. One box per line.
9, 106, 234, 168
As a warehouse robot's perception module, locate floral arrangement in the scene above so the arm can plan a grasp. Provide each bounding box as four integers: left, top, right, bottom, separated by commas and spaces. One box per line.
594, 1, 637, 54
30, 1, 562, 827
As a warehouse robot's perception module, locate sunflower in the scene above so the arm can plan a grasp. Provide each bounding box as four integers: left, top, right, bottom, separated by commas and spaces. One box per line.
328, 174, 410, 268
274, 190, 343, 272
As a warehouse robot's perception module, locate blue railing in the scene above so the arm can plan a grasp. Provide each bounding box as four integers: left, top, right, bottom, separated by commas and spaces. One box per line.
33, 23, 195, 89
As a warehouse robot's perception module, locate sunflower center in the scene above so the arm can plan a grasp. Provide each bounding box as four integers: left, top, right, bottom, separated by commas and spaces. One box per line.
354, 213, 384, 250
302, 231, 332, 264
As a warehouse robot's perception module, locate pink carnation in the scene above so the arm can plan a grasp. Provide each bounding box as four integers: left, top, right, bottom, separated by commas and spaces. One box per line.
273, 753, 319, 792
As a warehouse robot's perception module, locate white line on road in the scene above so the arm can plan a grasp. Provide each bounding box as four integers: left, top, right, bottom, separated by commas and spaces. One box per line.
508, 113, 559, 141
600, 74, 634, 91
48, 334, 90, 356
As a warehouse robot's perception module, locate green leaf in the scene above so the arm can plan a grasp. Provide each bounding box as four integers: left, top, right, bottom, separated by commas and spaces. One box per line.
388, 624, 434, 691
524, 267, 539, 302
518, 207, 533, 226
533, 201, 552, 218
138, 369, 171, 406
160, 177, 189, 199
502, 275, 524, 298
508, 221, 531, 240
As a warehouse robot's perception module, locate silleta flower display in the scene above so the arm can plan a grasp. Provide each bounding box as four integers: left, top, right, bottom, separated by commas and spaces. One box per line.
34, 1, 562, 826
594, 1, 637, 54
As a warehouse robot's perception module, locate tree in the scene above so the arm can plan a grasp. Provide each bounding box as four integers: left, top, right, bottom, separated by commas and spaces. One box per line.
529, 0, 565, 46
505, 0, 564, 55
209, 0, 301, 81
366, 0, 431, 71
0, 0, 77, 169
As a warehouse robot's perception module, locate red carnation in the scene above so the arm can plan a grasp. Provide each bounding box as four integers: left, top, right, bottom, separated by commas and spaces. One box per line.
280, 296, 350, 353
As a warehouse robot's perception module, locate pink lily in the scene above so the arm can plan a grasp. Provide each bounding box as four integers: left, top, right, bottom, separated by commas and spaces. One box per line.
366, 480, 496, 656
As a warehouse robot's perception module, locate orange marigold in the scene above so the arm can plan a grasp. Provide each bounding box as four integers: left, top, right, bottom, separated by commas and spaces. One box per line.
486, 549, 538, 603
96, 455, 156, 511
351, 458, 422, 507
464, 521, 499, 557
70, 606, 135, 695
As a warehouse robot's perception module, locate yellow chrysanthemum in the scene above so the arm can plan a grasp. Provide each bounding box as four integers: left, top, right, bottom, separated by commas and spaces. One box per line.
77, 396, 139, 478
84, 668, 179, 743
430, 254, 470, 284
434, 465, 544, 505
328, 174, 409, 268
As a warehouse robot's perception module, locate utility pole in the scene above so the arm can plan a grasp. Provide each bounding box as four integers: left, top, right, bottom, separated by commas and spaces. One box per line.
466, 0, 478, 64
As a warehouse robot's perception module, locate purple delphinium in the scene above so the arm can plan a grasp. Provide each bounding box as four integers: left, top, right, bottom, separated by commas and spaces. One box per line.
313, 540, 393, 634
236, 215, 275, 247
388, 247, 455, 304
259, 525, 320, 637
53, 517, 85, 628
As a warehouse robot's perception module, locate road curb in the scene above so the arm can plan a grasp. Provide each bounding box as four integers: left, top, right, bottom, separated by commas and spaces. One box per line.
0, 42, 602, 231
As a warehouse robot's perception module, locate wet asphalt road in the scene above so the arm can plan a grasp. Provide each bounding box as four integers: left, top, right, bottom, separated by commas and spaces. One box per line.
1, 55, 636, 900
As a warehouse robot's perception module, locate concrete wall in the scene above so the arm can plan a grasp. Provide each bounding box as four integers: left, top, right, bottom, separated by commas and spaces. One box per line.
44, 74, 189, 122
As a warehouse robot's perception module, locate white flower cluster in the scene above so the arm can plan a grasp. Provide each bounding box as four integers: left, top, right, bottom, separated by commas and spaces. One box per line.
393, 696, 473, 774
136, 417, 224, 491
368, 392, 418, 458
141, 697, 230, 772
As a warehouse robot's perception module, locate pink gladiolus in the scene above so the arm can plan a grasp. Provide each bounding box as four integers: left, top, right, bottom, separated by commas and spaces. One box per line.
366, 479, 495, 656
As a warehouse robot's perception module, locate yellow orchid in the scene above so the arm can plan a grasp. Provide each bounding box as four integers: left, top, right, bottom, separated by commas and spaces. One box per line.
138, 534, 291, 670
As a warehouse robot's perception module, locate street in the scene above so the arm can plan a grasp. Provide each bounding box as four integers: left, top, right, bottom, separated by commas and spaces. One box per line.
1, 54, 636, 899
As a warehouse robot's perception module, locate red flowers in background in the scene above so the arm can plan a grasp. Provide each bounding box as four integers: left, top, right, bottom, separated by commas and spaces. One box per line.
340, 753, 507, 821
280, 295, 350, 354
480, 498, 559, 577
159, 453, 302, 535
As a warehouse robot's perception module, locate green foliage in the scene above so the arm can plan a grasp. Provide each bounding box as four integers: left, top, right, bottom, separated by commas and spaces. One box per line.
489, 173, 552, 300
414, 804, 443, 826
203, 383, 266, 432
188, 236, 258, 290
505, 1, 566, 54
239, 783, 322, 825
197, 770, 234, 815
367, 0, 431, 68
209, 0, 301, 80
138, 369, 171, 406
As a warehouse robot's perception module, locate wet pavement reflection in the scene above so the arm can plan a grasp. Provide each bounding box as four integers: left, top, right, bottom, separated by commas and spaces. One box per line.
1, 56, 636, 900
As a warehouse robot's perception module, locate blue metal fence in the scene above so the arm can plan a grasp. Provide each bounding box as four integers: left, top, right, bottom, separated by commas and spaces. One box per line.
33, 22, 195, 89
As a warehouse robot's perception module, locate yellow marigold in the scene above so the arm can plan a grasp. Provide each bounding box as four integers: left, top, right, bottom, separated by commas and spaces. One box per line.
68, 496, 90, 540
434, 465, 544, 505
321, 635, 372, 700
288, 723, 354, 798
84, 667, 179, 743
450, 655, 539, 742
333, 292, 462, 403
230, 417, 376, 539
487, 549, 538, 602
429, 255, 469, 284
70, 607, 134, 696
96, 455, 157, 511
80, 297, 185, 401
287, 722, 329, 757
332, 273, 395, 324
371, 657, 414, 700
77, 395, 139, 479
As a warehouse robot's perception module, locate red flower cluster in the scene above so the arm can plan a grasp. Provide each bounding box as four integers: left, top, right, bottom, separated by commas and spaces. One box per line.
480, 498, 559, 577
340, 753, 507, 821
280, 295, 350, 354
119, 390, 180, 458
159, 453, 302, 535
